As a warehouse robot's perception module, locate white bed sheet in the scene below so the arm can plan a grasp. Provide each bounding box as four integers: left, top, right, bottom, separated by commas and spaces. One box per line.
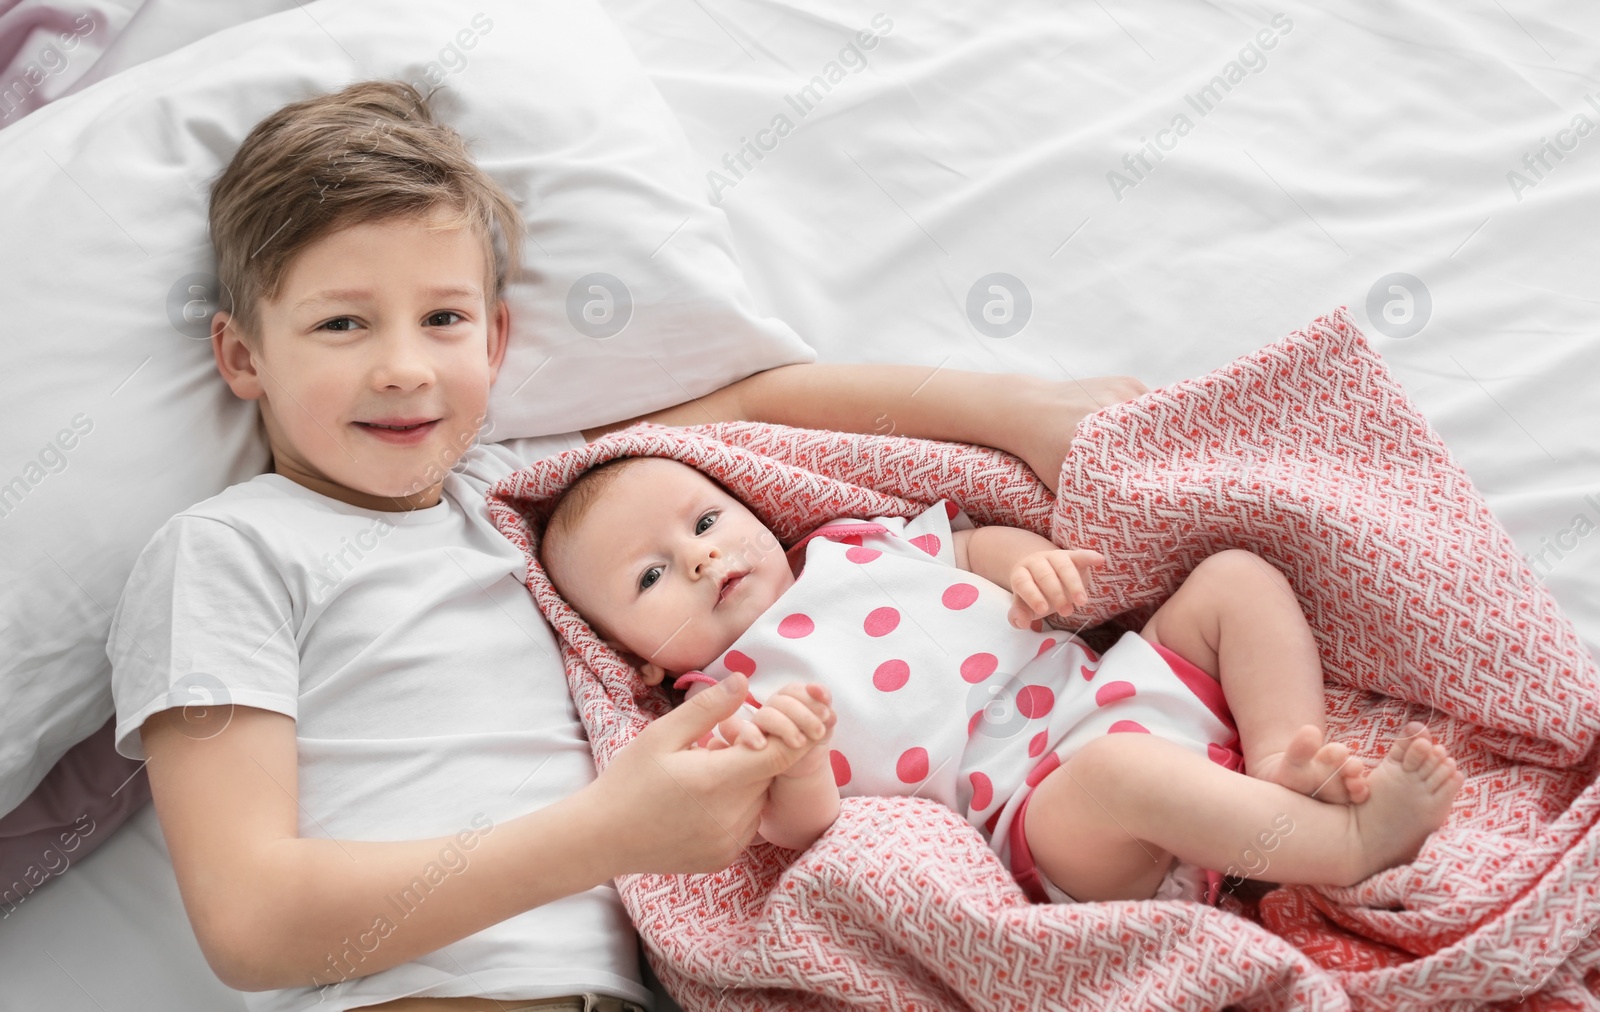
4, 0, 1598, 1009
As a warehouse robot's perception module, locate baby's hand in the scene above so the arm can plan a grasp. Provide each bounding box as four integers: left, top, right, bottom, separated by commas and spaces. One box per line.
1008, 549, 1105, 628
709, 683, 835, 779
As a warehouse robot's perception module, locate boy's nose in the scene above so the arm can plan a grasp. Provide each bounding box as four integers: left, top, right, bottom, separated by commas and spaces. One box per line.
372, 329, 436, 390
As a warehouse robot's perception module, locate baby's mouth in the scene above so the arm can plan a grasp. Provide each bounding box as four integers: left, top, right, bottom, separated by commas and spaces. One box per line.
716, 572, 748, 605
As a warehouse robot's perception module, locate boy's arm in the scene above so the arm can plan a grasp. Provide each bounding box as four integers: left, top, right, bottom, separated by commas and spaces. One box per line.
143, 674, 805, 992
579, 363, 1148, 495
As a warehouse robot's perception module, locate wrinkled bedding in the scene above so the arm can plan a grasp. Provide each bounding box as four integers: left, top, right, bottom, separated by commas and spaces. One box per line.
487, 307, 1600, 1010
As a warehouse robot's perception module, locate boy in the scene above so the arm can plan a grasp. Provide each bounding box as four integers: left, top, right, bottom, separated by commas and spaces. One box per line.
107, 80, 1147, 1011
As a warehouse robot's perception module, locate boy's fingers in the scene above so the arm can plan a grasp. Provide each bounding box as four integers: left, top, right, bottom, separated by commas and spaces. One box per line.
719, 714, 765, 749
651, 672, 750, 751
705, 724, 818, 782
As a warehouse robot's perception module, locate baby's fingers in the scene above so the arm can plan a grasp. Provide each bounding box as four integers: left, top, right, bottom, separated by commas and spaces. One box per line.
1049, 554, 1089, 607
1006, 569, 1041, 626
757, 693, 829, 748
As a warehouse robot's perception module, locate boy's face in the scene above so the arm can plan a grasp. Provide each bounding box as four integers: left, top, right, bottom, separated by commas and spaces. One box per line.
549, 458, 795, 681
212, 208, 508, 511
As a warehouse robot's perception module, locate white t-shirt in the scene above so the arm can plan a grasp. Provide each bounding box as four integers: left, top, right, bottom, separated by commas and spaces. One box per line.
107, 434, 655, 1012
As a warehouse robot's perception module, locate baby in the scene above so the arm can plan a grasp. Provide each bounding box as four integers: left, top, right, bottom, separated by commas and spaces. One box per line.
539, 454, 1464, 904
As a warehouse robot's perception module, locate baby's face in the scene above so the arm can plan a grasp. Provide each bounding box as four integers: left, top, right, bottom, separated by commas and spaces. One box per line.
550, 458, 794, 680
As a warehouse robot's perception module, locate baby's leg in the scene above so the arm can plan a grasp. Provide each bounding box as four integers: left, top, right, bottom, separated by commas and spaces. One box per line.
1139, 549, 1368, 804
1025, 722, 1462, 903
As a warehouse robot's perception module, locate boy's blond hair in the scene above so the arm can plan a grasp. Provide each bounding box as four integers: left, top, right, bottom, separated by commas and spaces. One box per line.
209, 79, 524, 341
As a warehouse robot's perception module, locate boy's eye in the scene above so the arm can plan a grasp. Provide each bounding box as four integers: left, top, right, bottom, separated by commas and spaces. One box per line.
318, 316, 358, 332
696, 511, 718, 534
427, 310, 465, 327
639, 565, 662, 591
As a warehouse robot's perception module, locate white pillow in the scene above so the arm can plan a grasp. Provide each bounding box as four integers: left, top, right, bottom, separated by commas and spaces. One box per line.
0, 0, 814, 815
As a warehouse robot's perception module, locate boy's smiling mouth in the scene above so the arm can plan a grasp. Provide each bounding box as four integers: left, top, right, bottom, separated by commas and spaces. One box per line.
354, 417, 441, 445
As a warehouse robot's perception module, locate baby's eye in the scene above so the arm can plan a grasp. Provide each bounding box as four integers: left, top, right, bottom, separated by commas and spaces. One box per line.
696, 511, 719, 534
426, 310, 465, 327
318, 316, 358, 332
639, 565, 662, 591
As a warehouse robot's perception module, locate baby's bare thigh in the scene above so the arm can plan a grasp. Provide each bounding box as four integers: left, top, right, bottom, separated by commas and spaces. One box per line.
1024, 737, 1175, 903
1138, 549, 1287, 680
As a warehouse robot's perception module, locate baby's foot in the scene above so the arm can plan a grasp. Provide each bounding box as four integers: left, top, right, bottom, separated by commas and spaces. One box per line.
1343, 722, 1463, 885
1251, 724, 1370, 804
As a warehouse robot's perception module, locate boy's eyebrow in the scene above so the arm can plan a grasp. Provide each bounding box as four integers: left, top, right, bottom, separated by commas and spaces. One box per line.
293, 284, 483, 310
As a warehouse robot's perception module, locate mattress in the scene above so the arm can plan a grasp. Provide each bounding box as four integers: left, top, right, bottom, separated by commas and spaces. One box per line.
2, 0, 1596, 1008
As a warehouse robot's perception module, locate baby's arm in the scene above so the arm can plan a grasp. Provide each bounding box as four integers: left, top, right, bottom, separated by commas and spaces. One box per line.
953, 526, 1105, 628
712, 682, 841, 852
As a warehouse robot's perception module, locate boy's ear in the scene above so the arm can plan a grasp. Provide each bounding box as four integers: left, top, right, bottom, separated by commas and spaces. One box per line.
211, 310, 264, 401
486, 298, 510, 382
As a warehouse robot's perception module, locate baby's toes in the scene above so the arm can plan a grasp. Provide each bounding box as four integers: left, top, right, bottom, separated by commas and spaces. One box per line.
1315, 740, 1350, 768
1401, 734, 1435, 772
1426, 755, 1459, 790
1340, 759, 1370, 803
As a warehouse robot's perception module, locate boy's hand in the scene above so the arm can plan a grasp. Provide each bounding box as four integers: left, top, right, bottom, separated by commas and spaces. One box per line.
707, 683, 835, 779
1008, 549, 1106, 628
585, 673, 824, 875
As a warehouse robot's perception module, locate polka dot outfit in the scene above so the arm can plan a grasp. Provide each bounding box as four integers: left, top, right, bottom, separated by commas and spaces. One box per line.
673, 500, 1246, 905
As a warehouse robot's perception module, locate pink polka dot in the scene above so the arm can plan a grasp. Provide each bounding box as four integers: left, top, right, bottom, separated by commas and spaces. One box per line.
863, 607, 900, 637
838, 534, 864, 546
830, 750, 851, 787
722, 650, 756, 676
872, 659, 910, 692
942, 583, 979, 610
1016, 685, 1055, 719
1028, 730, 1048, 757
1029, 619, 1044, 633
1108, 720, 1151, 734
967, 710, 984, 736
970, 771, 993, 810
944, 501, 959, 520
910, 534, 941, 557
778, 613, 815, 638
1095, 680, 1137, 707
1208, 743, 1243, 771
1080, 664, 1097, 681
845, 546, 882, 564
1025, 752, 1061, 787
897, 747, 929, 784
1036, 638, 1057, 657
959, 652, 998, 683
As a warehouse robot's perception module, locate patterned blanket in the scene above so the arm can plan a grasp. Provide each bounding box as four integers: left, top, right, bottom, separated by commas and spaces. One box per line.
486, 307, 1600, 1010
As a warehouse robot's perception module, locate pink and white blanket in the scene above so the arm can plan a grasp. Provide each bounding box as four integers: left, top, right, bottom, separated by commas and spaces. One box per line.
487, 307, 1600, 1010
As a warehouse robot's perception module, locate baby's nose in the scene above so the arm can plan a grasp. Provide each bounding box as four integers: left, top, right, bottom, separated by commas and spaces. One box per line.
694, 544, 722, 575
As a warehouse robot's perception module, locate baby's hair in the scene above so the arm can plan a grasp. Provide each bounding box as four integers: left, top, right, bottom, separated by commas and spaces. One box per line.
539, 456, 657, 616
208, 79, 525, 343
